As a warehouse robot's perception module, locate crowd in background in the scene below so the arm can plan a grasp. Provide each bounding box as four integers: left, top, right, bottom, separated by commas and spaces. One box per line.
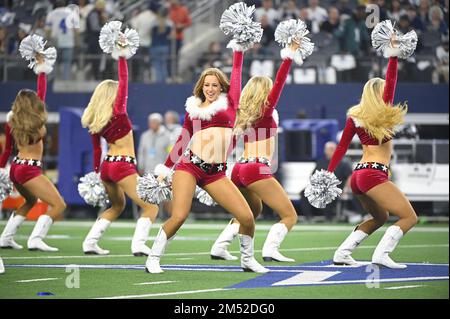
0, 0, 448, 83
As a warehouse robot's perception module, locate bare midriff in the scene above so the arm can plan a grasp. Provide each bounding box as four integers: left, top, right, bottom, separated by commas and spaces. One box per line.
360, 141, 393, 166
107, 131, 136, 158
190, 127, 234, 163
243, 136, 276, 160
17, 140, 44, 161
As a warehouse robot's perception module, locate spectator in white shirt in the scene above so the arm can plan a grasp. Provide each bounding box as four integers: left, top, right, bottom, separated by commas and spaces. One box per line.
307, 0, 328, 34
254, 0, 280, 27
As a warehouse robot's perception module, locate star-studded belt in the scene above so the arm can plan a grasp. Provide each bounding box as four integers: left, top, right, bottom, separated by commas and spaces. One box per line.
104, 155, 137, 165
354, 162, 390, 175
237, 157, 271, 167
12, 157, 42, 167
184, 150, 227, 174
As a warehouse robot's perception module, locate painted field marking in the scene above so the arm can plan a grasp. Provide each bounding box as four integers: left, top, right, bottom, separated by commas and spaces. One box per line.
95, 288, 232, 299
384, 285, 426, 290
2, 244, 448, 260
16, 278, 60, 283
134, 281, 177, 286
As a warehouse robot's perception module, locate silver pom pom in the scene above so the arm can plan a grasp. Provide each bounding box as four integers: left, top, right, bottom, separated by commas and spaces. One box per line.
78, 172, 109, 207
19, 35, 57, 70
195, 186, 217, 207
0, 168, 13, 202
304, 170, 342, 209
137, 174, 172, 205
371, 20, 418, 59
220, 2, 263, 50
275, 19, 315, 59
99, 21, 140, 59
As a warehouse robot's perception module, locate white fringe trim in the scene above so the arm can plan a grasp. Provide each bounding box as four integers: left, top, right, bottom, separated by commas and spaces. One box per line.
6, 111, 14, 123
383, 46, 401, 58
280, 48, 304, 66
226, 39, 246, 52
273, 109, 280, 127
154, 164, 171, 177
186, 93, 229, 121
350, 117, 363, 128
33, 63, 53, 75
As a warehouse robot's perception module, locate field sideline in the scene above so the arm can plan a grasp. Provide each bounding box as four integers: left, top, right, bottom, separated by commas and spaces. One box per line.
0, 220, 448, 299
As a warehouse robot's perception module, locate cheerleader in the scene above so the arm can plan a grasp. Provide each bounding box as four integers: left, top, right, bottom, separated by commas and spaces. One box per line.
0, 38, 66, 252
308, 21, 419, 269
210, 39, 306, 262
81, 25, 158, 256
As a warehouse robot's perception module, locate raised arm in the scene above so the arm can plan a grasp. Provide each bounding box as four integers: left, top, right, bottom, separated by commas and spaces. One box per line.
164, 113, 193, 169
328, 118, 357, 173
265, 58, 293, 117
228, 50, 244, 109
383, 57, 398, 105
37, 72, 47, 102
91, 134, 102, 173
113, 57, 129, 115
0, 124, 13, 168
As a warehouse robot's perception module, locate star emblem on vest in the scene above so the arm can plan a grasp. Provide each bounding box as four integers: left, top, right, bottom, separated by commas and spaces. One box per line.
362, 163, 369, 168
382, 165, 388, 172
28, 160, 35, 166
191, 156, 201, 164
372, 163, 379, 169
217, 164, 224, 171
125, 156, 132, 163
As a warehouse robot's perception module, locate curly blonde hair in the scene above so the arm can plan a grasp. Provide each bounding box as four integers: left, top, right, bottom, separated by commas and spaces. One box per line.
10, 89, 48, 146
348, 78, 408, 144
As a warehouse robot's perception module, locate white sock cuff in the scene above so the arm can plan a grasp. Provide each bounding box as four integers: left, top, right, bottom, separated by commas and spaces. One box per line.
37, 215, 53, 224
137, 217, 152, 225
386, 225, 404, 241
354, 230, 369, 239
12, 213, 26, 223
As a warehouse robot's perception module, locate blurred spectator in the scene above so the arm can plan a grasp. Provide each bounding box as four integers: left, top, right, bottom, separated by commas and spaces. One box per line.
78, 0, 94, 36
32, 15, 46, 37
260, 15, 276, 53
398, 14, 413, 34
388, 0, 407, 22
375, 0, 389, 21
299, 8, 313, 31
300, 141, 353, 222
150, 8, 173, 83
418, 0, 431, 25
167, 0, 192, 80
85, 0, 107, 80
338, 0, 354, 18
334, 5, 370, 56
255, 0, 280, 27
45, 0, 76, 80
307, 0, 328, 34
138, 113, 171, 175
281, 0, 300, 20
164, 110, 182, 147
321, 7, 341, 33
428, 4, 449, 37
0, 25, 12, 55
433, 38, 449, 82
198, 41, 223, 69
406, 5, 426, 32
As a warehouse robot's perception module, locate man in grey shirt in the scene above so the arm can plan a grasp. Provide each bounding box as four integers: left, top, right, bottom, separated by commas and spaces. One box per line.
138, 113, 171, 175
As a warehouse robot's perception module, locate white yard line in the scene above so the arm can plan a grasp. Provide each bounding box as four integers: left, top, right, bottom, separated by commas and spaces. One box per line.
3, 244, 448, 261
134, 281, 177, 286
16, 278, 60, 283
272, 277, 449, 287
384, 285, 426, 290
96, 288, 231, 299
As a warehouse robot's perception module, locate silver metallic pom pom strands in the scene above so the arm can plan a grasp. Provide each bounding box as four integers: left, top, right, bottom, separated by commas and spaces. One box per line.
305, 170, 343, 209
78, 172, 110, 208
275, 19, 315, 59
19, 35, 57, 70
195, 186, 217, 207
372, 20, 418, 59
220, 2, 263, 50
0, 169, 13, 202
137, 174, 172, 205
99, 20, 140, 59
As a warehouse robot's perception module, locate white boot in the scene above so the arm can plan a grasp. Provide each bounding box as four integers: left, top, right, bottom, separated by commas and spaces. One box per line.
145, 228, 171, 274
210, 220, 239, 261
262, 223, 295, 263
333, 230, 369, 266
239, 234, 269, 273
0, 256, 5, 274
131, 217, 152, 257
27, 215, 58, 252
82, 218, 111, 255
0, 213, 26, 250
372, 226, 407, 269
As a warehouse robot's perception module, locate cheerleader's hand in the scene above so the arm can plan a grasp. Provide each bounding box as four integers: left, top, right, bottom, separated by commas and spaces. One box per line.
290, 39, 300, 52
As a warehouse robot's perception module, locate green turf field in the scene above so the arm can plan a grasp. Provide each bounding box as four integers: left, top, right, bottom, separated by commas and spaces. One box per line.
0, 220, 448, 299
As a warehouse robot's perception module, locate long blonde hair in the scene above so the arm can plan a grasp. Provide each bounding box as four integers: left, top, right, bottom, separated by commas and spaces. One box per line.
234, 76, 273, 134
348, 78, 407, 144
193, 68, 230, 102
10, 89, 48, 146
81, 80, 118, 134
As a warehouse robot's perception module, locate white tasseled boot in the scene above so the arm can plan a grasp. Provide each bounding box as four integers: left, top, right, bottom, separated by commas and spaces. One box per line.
0, 256, 5, 274
239, 234, 270, 273
262, 223, 295, 263
210, 220, 239, 261
333, 230, 369, 266
0, 212, 26, 250
145, 228, 172, 274
27, 215, 58, 252
82, 218, 111, 255
372, 226, 407, 269
131, 217, 152, 257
